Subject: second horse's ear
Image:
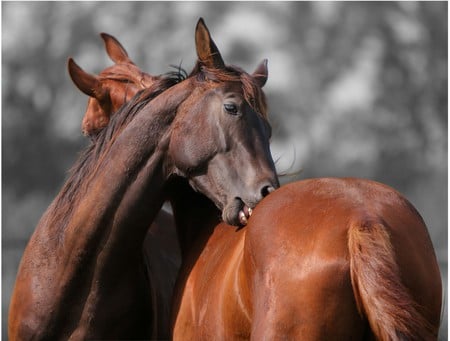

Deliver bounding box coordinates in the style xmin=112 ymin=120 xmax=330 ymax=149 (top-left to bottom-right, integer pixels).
xmin=100 ymin=32 xmax=132 ymax=64
xmin=252 ymin=59 xmax=268 ymax=88
xmin=195 ymin=18 xmax=225 ymax=70
xmin=67 ymin=58 xmax=106 ymax=100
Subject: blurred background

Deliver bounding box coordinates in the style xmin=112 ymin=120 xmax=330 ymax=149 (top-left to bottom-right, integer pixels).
xmin=2 ymin=2 xmax=447 ymax=339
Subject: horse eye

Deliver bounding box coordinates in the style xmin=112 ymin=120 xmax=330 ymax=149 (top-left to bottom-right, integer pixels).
xmin=224 ymin=103 xmax=239 ymax=115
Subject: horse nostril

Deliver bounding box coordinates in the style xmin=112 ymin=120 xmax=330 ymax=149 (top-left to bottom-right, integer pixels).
xmin=261 ymin=185 xmax=275 ymax=198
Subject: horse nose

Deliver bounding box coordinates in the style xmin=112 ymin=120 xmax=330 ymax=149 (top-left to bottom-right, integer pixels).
xmin=260 ymin=184 xmax=276 ymax=198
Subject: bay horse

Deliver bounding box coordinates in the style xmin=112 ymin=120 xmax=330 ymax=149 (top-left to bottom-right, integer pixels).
xmin=171 ymin=178 xmax=442 ymax=340
xmin=8 ymin=18 xmax=278 ymax=340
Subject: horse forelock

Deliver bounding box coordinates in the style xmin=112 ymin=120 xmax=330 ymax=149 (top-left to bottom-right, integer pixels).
xmin=196 ymin=65 xmax=268 ymax=119
xmin=99 ymin=64 xmax=151 ymax=87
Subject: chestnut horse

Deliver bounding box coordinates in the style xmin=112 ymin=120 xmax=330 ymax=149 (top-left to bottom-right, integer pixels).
xmin=171 ymin=178 xmax=442 ymax=340
xmin=166 ymin=20 xmax=441 ymax=340
xmin=167 ymin=24 xmax=442 ymax=340
xmin=68 ymin=32 xmax=163 ymax=137
xmin=8 ymin=18 xmax=278 ymax=340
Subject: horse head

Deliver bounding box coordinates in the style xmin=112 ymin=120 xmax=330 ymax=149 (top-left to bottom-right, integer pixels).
xmin=168 ymin=19 xmax=279 ymax=226
xmin=68 ymin=33 xmax=157 ymax=136
xmin=66 ymin=20 xmax=279 ymax=227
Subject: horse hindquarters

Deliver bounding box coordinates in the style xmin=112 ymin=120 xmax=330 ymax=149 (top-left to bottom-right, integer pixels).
xmin=245 ymin=178 xmax=441 ymax=340
xmin=348 ymin=220 xmax=441 ymax=340
xmin=248 ymin=256 xmax=366 ymax=341
xmin=244 ymin=192 xmax=367 ymax=339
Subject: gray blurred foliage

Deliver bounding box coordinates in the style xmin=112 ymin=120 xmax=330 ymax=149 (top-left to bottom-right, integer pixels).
xmin=2 ymin=2 xmax=447 ymax=339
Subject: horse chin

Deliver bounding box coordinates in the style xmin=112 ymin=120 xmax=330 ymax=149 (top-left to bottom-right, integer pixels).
xmin=222 ymin=198 xmax=253 ymax=227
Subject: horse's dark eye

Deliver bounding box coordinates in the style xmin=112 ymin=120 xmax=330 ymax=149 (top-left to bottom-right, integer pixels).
xmin=224 ymin=103 xmax=239 ymax=115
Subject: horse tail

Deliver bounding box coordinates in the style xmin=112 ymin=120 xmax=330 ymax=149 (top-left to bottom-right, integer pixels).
xmin=348 ymin=220 xmax=436 ymax=340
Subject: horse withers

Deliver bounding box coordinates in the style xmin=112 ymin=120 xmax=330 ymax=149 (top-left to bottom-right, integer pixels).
xmin=8 ymin=18 xmax=278 ymax=340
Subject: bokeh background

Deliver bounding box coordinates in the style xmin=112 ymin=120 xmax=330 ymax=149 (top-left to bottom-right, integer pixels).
xmin=2 ymin=2 xmax=447 ymax=339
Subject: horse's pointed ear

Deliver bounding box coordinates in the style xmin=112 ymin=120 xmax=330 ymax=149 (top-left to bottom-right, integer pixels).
xmin=67 ymin=58 xmax=104 ymax=99
xmin=252 ymin=59 xmax=268 ymax=88
xmin=195 ymin=18 xmax=225 ymax=69
xmin=100 ymin=32 xmax=132 ymax=64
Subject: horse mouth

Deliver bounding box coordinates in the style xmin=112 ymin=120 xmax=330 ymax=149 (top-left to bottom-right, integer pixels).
xmin=238 ymin=204 xmax=253 ymax=226
xmin=222 ymin=197 xmax=253 ymax=227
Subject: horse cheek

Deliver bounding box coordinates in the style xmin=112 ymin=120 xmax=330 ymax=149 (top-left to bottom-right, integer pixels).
xmin=170 ymin=122 xmax=215 ymax=174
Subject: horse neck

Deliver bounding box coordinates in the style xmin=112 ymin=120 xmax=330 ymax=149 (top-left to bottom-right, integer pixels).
xmin=41 ymin=80 xmax=194 ymax=271
xmin=12 ymin=79 xmax=197 ymax=338
xmin=167 ymin=178 xmax=221 ymax=259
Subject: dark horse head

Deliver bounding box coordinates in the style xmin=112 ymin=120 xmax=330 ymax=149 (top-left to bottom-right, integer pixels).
xmin=168 ymin=19 xmax=278 ymax=225
xmin=68 ymin=19 xmax=279 ymax=226
xmin=9 ymin=18 xmax=279 ymax=341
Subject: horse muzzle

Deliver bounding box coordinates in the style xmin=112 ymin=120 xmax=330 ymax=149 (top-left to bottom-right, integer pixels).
xmin=222 ymin=182 xmax=278 ymax=226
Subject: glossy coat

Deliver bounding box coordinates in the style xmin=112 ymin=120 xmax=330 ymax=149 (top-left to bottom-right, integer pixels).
xmin=172 ymin=178 xmax=442 ymax=340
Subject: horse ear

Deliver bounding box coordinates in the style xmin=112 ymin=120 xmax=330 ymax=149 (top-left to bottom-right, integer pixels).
xmin=195 ymin=18 xmax=225 ymax=69
xmin=252 ymin=59 xmax=268 ymax=88
xmin=100 ymin=32 xmax=132 ymax=64
xmin=67 ymin=58 xmax=105 ymax=99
